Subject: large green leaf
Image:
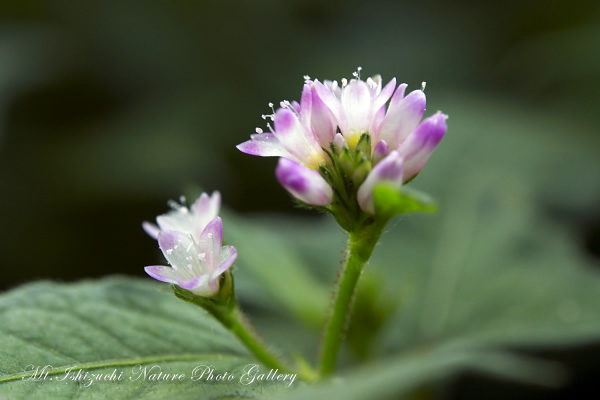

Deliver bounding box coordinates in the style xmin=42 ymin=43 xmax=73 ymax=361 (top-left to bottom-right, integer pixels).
xmin=0 ymin=277 xmax=564 ymax=400
xmin=280 ymin=343 xmax=565 ymax=400
xmin=0 ymin=277 xmax=291 ymax=399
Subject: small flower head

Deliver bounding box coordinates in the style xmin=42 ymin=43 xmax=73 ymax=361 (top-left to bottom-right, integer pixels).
xmin=238 ymin=68 xmax=447 ymax=225
xmin=143 ymin=193 xmax=236 ymax=297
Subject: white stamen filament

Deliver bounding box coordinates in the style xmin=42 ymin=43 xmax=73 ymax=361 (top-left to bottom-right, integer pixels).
xmin=168 ymin=200 xmax=187 ymax=212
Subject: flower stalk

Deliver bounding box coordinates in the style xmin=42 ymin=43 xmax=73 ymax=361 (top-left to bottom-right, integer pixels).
xmin=319 ymin=218 xmax=386 ymax=375
xmin=173 ymin=276 xmax=314 ymax=380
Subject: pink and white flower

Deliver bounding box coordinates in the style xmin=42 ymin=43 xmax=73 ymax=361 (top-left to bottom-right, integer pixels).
xmin=237 ymin=69 xmax=448 ymax=215
xmin=143 ymin=192 xmax=236 ymax=297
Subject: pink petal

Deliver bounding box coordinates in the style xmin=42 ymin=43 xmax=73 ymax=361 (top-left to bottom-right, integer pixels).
xmin=388 ymin=83 xmax=407 ymax=110
xmin=273 ymin=108 xmax=322 ymax=165
xmin=180 ymin=275 xmax=216 ymax=297
xmin=144 ymin=265 xmax=177 ymax=284
xmin=236 ymin=134 xmax=294 ymax=159
xmin=310 ymin=86 xmax=337 ymax=147
xmin=377 ymin=87 xmax=426 ymax=149
xmin=373 ymin=139 xmax=389 ymax=164
xmin=397 ymin=112 xmax=447 ymax=181
xmin=142 ymin=222 xmax=160 ymax=240
xmin=191 ymin=191 xmax=220 ymax=219
xmin=157 ymin=230 xmax=203 ymax=274
xmin=275 ymin=158 xmax=333 ymax=206
xmin=196 ymin=217 xmax=223 ymax=266
xmin=299 ymin=83 xmax=312 ymax=129
xmin=357 ymin=150 xmax=404 ymax=214
xmin=371 ymin=78 xmax=396 ymax=114
xmin=333 ymin=133 xmax=347 ymax=150
xmin=314 ymin=80 xmax=346 ymax=132
xmin=341 ymin=79 xmax=371 ymax=133
xmin=212 ymin=245 xmax=237 ymax=279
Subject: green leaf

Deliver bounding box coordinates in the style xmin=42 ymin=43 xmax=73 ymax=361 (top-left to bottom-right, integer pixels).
xmin=373 ymin=184 xmax=437 ymax=219
xmin=0 ymin=277 xmax=291 ymax=399
xmin=279 ymin=342 xmax=564 ymax=400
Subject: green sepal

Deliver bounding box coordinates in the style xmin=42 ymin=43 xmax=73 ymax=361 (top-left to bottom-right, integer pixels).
xmin=351 ymin=157 xmax=372 ymax=186
xmin=373 ymin=183 xmax=437 ymax=219
xmin=338 ymin=146 xmax=355 ymax=175
xmin=355 ymin=132 xmax=371 ymax=157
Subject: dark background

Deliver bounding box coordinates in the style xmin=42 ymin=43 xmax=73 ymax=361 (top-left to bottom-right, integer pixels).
xmin=1 ymin=1 xmax=599 ymax=399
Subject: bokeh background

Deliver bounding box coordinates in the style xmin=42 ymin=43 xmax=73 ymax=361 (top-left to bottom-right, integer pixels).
xmin=1 ymin=0 xmax=600 ymax=399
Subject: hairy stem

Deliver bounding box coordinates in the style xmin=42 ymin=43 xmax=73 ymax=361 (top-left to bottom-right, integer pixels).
xmin=220 ymin=307 xmax=294 ymax=374
xmin=319 ymin=219 xmax=386 ymax=375
xmin=174 ymin=286 xmax=315 ymax=380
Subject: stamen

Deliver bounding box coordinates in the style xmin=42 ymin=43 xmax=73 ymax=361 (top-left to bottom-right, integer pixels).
xmin=341 ymin=78 xmax=348 ymax=87
xmin=255 ymin=127 xmax=263 ymax=134
xmin=303 ymin=75 xmax=311 ymax=82
xmin=167 ymin=199 xmax=187 ymax=212
xmin=352 ymin=66 xmax=362 ymax=79
xmin=421 ymin=81 xmax=427 ymax=91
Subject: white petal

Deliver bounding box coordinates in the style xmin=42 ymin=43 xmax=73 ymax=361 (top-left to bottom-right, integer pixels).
xmin=341 ymin=79 xmax=371 ymax=134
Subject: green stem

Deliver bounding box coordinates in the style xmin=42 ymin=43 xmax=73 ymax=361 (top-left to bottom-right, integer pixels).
xmin=319 ymin=219 xmax=386 ymax=375
xmin=174 ymin=284 xmax=315 ymax=380
xmin=218 ymin=306 xmax=294 ymax=375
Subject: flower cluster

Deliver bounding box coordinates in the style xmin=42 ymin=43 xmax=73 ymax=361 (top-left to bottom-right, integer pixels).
xmin=237 ymin=69 xmax=447 ymax=216
xmin=142 ymin=192 xmax=237 ymax=297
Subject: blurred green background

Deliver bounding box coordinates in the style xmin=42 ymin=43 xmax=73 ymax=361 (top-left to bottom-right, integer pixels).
xmin=1 ymin=0 xmax=600 ymax=398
